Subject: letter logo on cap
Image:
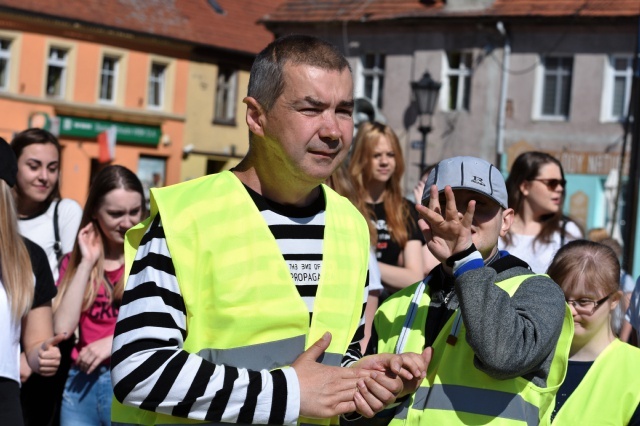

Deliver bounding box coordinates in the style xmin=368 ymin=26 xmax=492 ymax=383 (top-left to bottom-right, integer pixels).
xmin=471 ymin=176 xmax=485 ymax=186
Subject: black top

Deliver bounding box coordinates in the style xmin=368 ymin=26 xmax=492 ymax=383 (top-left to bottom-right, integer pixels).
xmin=24 ymin=237 xmax=57 ymax=308
xmin=369 ymin=198 xmax=423 ymax=268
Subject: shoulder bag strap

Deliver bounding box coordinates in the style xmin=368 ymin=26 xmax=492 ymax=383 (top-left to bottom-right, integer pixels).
xmin=560 ymin=216 xmax=568 ymax=247
xmin=53 ymin=200 xmax=63 ymax=261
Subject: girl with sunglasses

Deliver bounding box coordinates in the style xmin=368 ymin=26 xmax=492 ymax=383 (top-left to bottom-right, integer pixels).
xmin=500 ymin=151 xmax=582 ymax=273
xmin=547 ymin=240 xmax=640 ymax=424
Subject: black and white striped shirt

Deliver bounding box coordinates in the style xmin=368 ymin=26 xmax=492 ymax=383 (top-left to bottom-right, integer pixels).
xmin=111 ymin=186 xmax=368 ymax=424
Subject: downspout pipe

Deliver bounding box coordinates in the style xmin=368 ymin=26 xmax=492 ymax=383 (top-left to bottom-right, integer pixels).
xmin=496 ymin=21 xmax=510 ymax=172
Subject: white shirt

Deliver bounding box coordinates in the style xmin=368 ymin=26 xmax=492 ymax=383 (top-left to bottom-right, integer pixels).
xmin=0 ymin=280 xmax=24 ymax=384
xmin=499 ymin=221 xmax=582 ymax=273
xmin=18 ymin=198 xmax=82 ymax=281
xmin=369 ymin=247 xmax=383 ymax=292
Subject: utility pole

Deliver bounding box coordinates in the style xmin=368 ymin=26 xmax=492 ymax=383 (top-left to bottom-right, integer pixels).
xmin=623 ymin=16 xmax=640 ymax=272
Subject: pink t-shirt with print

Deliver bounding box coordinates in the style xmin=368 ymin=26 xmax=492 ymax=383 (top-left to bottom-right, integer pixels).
xmin=57 ymin=255 xmax=122 ymax=365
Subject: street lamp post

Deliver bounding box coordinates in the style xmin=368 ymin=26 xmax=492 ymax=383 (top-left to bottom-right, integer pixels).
xmin=411 ymin=72 xmax=441 ymax=174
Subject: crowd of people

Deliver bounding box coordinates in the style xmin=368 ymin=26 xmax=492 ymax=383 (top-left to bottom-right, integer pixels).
xmin=1 ymin=33 xmax=639 ymax=425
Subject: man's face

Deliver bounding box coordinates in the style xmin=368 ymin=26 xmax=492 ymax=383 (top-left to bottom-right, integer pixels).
xmin=439 ymin=189 xmax=514 ymax=259
xmin=255 ymin=63 xmax=354 ymax=186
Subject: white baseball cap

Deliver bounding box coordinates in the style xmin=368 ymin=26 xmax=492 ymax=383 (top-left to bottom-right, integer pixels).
xmin=422 ymin=156 xmax=508 ymax=209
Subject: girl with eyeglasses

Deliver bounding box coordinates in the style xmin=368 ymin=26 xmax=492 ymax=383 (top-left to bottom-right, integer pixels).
xmin=499 ymin=151 xmax=582 ymax=273
xmin=547 ymin=239 xmax=640 ymax=424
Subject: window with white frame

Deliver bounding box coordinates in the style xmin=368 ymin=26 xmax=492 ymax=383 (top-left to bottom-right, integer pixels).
xmin=540 ymin=56 xmax=573 ymax=119
xmin=609 ymin=55 xmax=633 ymax=120
xmin=360 ymin=53 xmax=385 ymax=109
xmin=46 ymin=47 xmax=68 ymax=97
xmin=214 ymin=68 xmax=237 ymax=124
xmin=148 ymin=62 xmax=166 ymax=108
xmin=444 ymin=51 xmax=472 ymax=111
xmin=0 ymin=39 xmax=10 ymax=91
xmin=99 ymin=56 xmax=118 ymax=103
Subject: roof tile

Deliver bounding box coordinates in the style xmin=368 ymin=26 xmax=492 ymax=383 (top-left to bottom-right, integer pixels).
xmin=0 ymin=0 xmax=288 ymax=54
xmin=262 ymin=0 xmax=640 ymax=23
xmin=490 ymin=0 xmax=640 ymax=17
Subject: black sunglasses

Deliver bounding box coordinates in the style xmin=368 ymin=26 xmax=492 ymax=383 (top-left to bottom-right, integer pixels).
xmin=531 ymin=178 xmax=566 ymax=190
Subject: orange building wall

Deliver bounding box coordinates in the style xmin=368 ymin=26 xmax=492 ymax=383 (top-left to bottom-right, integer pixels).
xmin=173 ymin=60 xmax=188 ymax=116
xmin=74 ymin=43 xmax=99 ymax=104
xmin=0 ymin=102 xmax=56 ymax=140
xmin=18 ymin=32 xmax=45 ymax=96
xmin=125 ymin=52 xmax=148 ymax=109
xmin=0 ymin=19 xmax=189 ymax=207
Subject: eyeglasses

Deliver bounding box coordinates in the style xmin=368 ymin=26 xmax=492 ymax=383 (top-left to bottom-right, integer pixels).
xmin=565 ymin=292 xmax=615 ymax=315
xmin=531 ymin=178 xmax=567 ymax=190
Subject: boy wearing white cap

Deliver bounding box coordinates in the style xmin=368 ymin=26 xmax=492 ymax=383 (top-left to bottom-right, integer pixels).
xmin=367 ymin=156 xmax=573 ymax=425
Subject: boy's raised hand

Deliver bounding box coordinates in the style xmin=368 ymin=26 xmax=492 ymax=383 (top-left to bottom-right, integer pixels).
xmin=416 ymin=185 xmax=474 ymax=263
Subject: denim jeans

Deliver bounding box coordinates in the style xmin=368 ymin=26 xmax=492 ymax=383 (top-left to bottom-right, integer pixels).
xmin=61 ymin=365 xmax=112 ymax=426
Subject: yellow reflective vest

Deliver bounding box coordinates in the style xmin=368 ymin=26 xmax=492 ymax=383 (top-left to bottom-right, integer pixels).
xmin=112 ymin=171 xmax=370 ymax=425
xmin=375 ymin=272 xmax=573 ymax=426
xmin=552 ymin=339 xmax=640 ymax=425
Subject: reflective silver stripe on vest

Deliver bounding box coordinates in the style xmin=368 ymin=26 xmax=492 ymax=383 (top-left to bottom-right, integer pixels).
xmin=392 ymin=392 xmax=415 ymax=420
xmin=113 ymin=423 xmax=275 ymax=425
xmin=395 ymin=278 xmax=428 ymax=354
xmin=395 ymin=385 xmax=539 ymax=425
xmin=114 ymin=422 xmax=324 ymax=425
xmin=197 ymin=335 xmax=343 ymax=371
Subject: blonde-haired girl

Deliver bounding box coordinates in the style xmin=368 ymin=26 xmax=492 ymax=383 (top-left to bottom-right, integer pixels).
xmin=349 ymin=122 xmax=423 ymax=294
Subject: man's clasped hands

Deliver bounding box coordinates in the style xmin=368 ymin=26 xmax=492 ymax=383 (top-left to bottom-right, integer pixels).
xmin=292 ymin=332 xmax=432 ymax=419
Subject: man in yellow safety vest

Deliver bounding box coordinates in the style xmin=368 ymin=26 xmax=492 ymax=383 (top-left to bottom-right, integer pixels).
xmin=110 ymin=35 xmax=429 ymax=426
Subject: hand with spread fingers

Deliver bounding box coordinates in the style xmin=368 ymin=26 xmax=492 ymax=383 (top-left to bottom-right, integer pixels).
xmin=416 ymin=185 xmax=475 ymax=263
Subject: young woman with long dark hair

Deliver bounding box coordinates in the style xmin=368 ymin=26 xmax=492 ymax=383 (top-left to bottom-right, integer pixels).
xmin=0 ymin=138 xmax=62 ymax=425
xmin=12 ymin=128 xmax=84 ymax=426
xmin=53 ymin=165 xmax=145 ymax=425
xmin=500 ymin=151 xmax=582 ymax=273
xmin=11 ymin=128 xmax=83 ymax=281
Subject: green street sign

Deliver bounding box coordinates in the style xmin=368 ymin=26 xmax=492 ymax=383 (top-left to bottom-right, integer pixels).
xmin=58 ymin=115 xmax=160 ymax=146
